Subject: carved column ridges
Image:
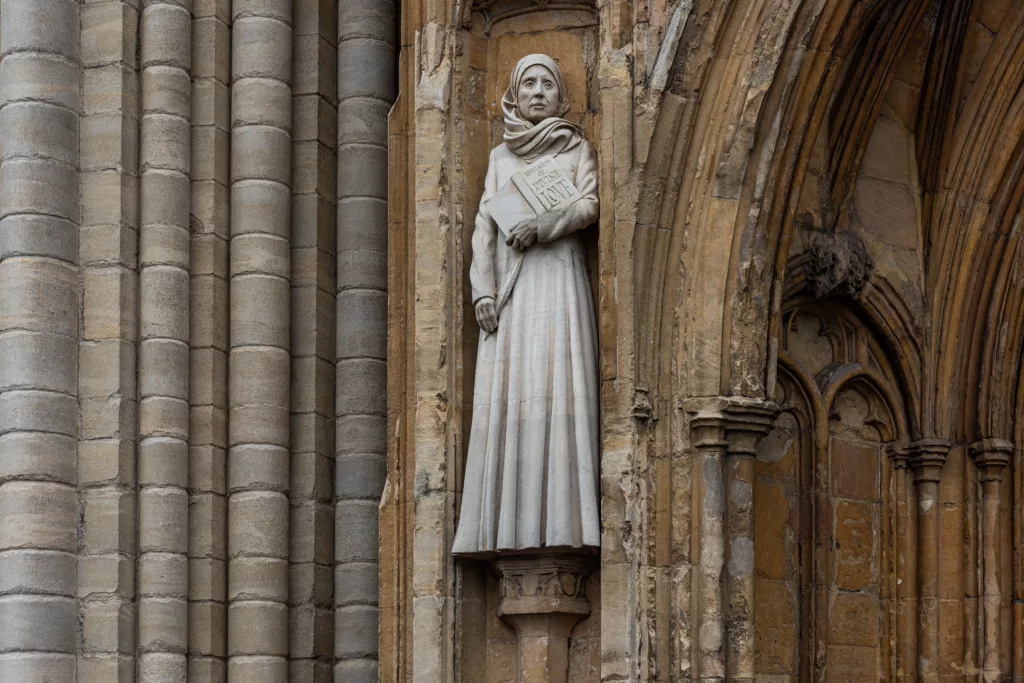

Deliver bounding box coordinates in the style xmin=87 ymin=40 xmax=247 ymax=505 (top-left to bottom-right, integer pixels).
xmin=970 ymin=438 xmax=1012 ymax=683
xmin=78 ymin=0 xmax=139 ymax=677
xmin=907 ymin=438 xmax=951 ymax=683
xmin=137 ymin=0 xmax=193 ymax=677
xmin=227 ymin=0 xmax=293 ymax=678
xmin=334 ymin=2 xmax=396 ymax=681
xmin=686 ymin=397 xmax=778 ymax=683
xmin=188 ymin=0 xmax=232 ymax=676
xmin=494 ymin=555 xmax=595 ymax=683
xmin=0 ymin=0 xmax=81 ymax=680
xmin=289 ymin=0 xmax=338 ymax=676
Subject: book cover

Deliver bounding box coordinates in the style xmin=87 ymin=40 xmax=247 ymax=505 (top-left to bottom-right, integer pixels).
xmin=511 ymin=155 xmax=582 ymax=214
xmin=483 ymin=155 xmax=582 ymax=238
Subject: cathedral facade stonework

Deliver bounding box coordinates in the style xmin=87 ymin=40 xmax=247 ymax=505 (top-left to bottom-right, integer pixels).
xmin=3 ymin=0 xmax=1024 ymax=682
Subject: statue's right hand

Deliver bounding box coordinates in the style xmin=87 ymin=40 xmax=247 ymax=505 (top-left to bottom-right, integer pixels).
xmin=475 ymin=297 xmax=498 ymax=333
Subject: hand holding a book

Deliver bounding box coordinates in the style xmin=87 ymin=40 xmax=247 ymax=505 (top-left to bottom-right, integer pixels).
xmin=475 ymin=296 xmax=498 ymax=332
xmin=506 ymin=217 xmax=539 ymax=251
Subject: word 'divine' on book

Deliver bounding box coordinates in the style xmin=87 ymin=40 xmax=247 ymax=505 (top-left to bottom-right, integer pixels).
xmin=512 ymin=155 xmax=582 ymax=214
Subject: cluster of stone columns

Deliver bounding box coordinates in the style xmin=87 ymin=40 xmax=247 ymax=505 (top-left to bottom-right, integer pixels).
xmin=683 ymin=401 xmax=1019 ymax=683
xmin=0 ymin=0 xmax=396 ymax=680
xmin=686 ymin=397 xmax=777 ymax=683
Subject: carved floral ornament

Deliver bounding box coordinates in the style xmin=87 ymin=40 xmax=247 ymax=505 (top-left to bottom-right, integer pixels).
xmin=494 ymin=555 xmax=593 ymax=618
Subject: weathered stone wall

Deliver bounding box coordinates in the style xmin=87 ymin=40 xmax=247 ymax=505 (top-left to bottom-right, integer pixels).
xmin=5 ymin=0 xmax=1024 ymax=680
xmin=385 ymin=0 xmax=1024 ymax=682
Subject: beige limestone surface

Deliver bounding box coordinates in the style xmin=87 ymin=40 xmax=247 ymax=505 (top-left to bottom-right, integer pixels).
xmin=5 ymin=0 xmax=1024 ymax=681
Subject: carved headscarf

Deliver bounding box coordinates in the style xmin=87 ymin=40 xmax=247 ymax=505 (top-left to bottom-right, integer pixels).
xmin=502 ymin=54 xmax=583 ymax=162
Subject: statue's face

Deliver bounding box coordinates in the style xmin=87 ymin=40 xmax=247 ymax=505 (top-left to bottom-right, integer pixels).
xmin=516 ymin=64 xmax=561 ymax=124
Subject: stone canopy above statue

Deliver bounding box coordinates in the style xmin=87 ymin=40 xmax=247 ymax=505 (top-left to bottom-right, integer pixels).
xmin=472 ymin=0 xmax=597 ymax=33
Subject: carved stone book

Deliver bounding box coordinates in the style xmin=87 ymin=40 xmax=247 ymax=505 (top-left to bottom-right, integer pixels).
xmin=485 ymin=154 xmax=581 ymax=237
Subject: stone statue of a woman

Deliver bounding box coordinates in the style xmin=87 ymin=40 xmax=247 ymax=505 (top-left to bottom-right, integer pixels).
xmin=452 ymin=54 xmax=600 ymax=556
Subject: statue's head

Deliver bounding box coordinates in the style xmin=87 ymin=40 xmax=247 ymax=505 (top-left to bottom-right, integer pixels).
xmin=510 ymin=54 xmax=570 ymax=125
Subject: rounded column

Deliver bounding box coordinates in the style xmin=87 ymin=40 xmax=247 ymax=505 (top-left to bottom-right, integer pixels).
xmin=909 ymin=439 xmax=951 ymax=683
xmin=227 ymin=0 xmax=292 ymax=679
xmin=970 ymin=438 xmax=1012 ymax=683
xmin=334 ymin=1 xmax=395 ymax=681
xmin=138 ymin=0 xmax=193 ymax=678
xmin=0 ymin=0 xmax=81 ymax=679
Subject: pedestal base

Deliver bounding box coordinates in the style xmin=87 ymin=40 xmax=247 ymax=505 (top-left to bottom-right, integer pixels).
xmin=494 ymin=554 xmax=595 ymax=683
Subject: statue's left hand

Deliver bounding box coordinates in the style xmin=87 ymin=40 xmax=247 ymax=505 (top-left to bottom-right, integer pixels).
xmin=507 ymin=217 xmax=539 ymax=251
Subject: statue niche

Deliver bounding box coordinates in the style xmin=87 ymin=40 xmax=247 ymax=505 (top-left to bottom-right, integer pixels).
xmin=452 ymin=53 xmax=600 ymax=557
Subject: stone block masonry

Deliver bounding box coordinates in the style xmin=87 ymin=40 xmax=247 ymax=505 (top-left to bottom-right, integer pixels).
xmin=0 ymin=0 xmax=394 ymax=680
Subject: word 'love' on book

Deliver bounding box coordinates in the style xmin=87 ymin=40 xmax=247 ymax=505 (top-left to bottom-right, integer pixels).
xmin=484 ymin=155 xmax=582 ymax=238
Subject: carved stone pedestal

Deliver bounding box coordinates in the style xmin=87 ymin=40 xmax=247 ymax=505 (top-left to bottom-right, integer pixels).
xmin=494 ymin=554 xmax=595 ymax=683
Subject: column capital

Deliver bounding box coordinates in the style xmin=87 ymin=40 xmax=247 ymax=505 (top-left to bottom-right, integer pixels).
xmin=906 ymin=438 xmax=952 ymax=484
xmin=969 ymin=438 xmax=1013 ymax=482
xmin=684 ymin=396 xmax=778 ymax=456
xmin=885 ymin=442 xmax=912 ymax=469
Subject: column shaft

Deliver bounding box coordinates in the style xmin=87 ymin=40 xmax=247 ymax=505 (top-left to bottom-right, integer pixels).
xmin=0 ymin=0 xmax=81 ymax=679
xmin=909 ymin=439 xmax=950 ymax=683
xmin=138 ymin=0 xmax=193 ymax=678
xmin=227 ymin=0 xmax=292 ymax=679
xmin=289 ymin=0 xmax=338 ymax=677
xmin=970 ymin=439 xmax=1012 ymax=683
xmin=77 ymin=0 xmax=140 ymax=679
xmin=721 ymin=403 xmax=774 ymax=683
xmin=334 ymin=1 xmax=395 ymax=680
xmin=917 ymin=478 xmax=939 ymax=682
xmin=188 ymin=0 xmax=231 ymax=679
xmin=688 ymin=415 xmax=727 ymax=683
xmin=724 ymin=454 xmax=754 ymax=682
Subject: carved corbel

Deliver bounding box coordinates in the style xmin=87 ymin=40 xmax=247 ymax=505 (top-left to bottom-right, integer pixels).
xmin=494 ymin=555 xmax=595 ymax=683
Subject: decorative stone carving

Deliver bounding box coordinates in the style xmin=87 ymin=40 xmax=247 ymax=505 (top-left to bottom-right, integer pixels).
xmin=452 ymin=54 xmax=601 ymax=556
xmin=496 ymin=555 xmax=592 ymax=617
xmin=494 ymin=555 xmax=594 ymax=683
xmin=472 ymin=0 xmax=597 ymax=33
xmin=806 ymin=231 xmax=874 ymax=299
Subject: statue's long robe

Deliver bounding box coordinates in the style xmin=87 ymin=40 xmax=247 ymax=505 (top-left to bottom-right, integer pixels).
xmin=452 ymin=139 xmax=600 ymax=555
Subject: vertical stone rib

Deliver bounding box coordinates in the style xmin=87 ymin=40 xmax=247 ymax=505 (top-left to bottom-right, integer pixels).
xmin=78 ymin=0 xmax=139 ymax=678
xmin=189 ymin=0 xmax=231 ymax=679
xmin=720 ymin=405 xmax=775 ymax=683
xmin=685 ymin=412 xmax=727 ymax=683
xmin=290 ymin=0 xmax=337 ymax=678
xmin=909 ymin=439 xmax=950 ymax=683
xmin=138 ymin=0 xmax=192 ymax=678
xmin=0 ymin=0 xmax=80 ymax=680
xmin=970 ymin=439 xmax=1012 ymax=683
xmin=334 ymin=1 xmax=395 ymax=680
xmin=228 ymin=0 xmax=292 ymax=679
